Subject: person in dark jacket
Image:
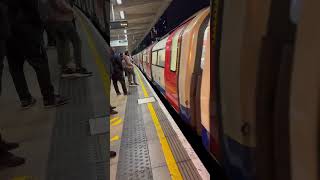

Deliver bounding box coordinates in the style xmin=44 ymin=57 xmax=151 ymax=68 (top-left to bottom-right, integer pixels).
xmin=0 ymin=0 xmax=25 ymax=168
xmin=5 ymin=0 xmax=69 ymax=108
xmin=111 ymin=48 xmax=128 ymax=96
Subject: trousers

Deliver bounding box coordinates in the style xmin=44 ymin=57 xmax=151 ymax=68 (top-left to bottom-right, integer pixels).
xmin=6 ymin=33 xmax=55 ymax=102
xmin=112 ymin=75 xmax=127 ymax=94
xmin=127 ymin=68 xmax=137 ymax=84
xmin=50 ymin=21 xmax=82 ymax=69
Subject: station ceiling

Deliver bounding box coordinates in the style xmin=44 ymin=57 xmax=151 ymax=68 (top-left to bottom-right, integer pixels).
xmin=110 ymin=0 xmax=172 ymax=52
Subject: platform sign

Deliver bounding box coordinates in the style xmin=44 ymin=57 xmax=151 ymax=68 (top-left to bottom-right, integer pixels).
xmin=111 ymin=39 xmax=128 ymax=47
xmin=110 ymin=21 xmax=128 ymax=29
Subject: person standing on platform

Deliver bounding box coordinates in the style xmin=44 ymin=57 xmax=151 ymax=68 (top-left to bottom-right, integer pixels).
xmin=48 ymin=0 xmax=92 ymax=78
xmin=5 ymin=0 xmax=69 ymax=109
xmin=0 ymin=0 xmax=26 ymax=168
xmin=111 ymin=48 xmax=128 ymax=96
xmin=124 ymin=51 xmax=138 ymax=86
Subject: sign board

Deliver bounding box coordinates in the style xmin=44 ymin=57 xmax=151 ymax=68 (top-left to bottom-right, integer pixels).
xmin=110 ymin=21 xmax=128 ymax=29
xmin=110 ymin=39 xmax=128 ymax=47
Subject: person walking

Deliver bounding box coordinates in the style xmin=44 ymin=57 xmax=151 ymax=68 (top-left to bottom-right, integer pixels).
xmin=111 ymin=49 xmax=128 ymax=96
xmin=124 ymin=51 xmax=138 ymax=85
xmin=48 ymin=0 xmax=92 ymax=78
xmin=5 ymin=0 xmax=69 ymax=109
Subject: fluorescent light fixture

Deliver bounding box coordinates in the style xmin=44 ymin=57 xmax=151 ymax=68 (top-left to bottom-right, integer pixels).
xmin=120 ymin=11 xmax=125 ymax=19
xmin=125 ymin=34 xmax=128 ymax=40
xmin=124 ymin=29 xmax=127 ymax=34
xmin=117 ymin=0 xmax=122 ymax=5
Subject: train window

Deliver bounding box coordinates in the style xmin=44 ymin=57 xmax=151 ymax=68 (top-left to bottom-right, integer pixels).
xmin=158 ymin=49 xmax=165 ymax=67
xmin=170 ymin=28 xmax=183 ymax=71
xmin=152 ymin=51 xmax=158 ymax=65
xmin=200 ymin=26 xmax=209 ymax=69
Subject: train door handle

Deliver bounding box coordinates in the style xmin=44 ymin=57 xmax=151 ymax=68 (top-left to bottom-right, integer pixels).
xmin=241 ymin=122 xmax=250 ymax=136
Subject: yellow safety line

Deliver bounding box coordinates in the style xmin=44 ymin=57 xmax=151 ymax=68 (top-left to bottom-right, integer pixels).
xmin=136 ymin=69 xmax=183 ymax=180
xmin=76 ymin=11 xmax=110 ymax=100
xmin=111 ymin=135 xmax=120 ymax=142
xmin=111 ymin=118 xmax=122 ymax=127
xmin=110 ymin=116 xmax=120 ymax=123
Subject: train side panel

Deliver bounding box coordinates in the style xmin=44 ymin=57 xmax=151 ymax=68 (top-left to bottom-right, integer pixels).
xmin=151 ymin=37 xmax=168 ymax=94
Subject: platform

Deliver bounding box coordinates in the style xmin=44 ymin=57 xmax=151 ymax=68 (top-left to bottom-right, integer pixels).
xmin=0 ymin=9 xmax=111 ymax=180
xmin=110 ymin=66 xmax=209 ymax=179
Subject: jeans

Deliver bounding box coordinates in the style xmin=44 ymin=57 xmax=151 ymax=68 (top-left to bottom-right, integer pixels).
xmin=6 ymin=35 xmax=55 ymax=102
xmin=127 ymin=68 xmax=137 ymax=84
xmin=50 ymin=21 xmax=82 ymax=69
xmin=112 ymin=75 xmax=127 ymax=94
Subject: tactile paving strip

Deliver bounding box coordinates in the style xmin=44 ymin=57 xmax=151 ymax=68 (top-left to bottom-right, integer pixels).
xmin=116 ymin=87 xmax=153 ymax=180
xmin=46 ymin=78 xmax=108 ymax=180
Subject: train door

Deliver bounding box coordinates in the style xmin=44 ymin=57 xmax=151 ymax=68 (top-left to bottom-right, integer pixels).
xmin=290 ymin=1 xmax=320 ymax=180
xmin=217 ymin=0 xmax=273 ymax=179
xmin=145 ymin=46 xmax=153 ymax=81
xmin=178 ymin=8 xmax=210 ymax=128
xmin=142 ymin=50 xmax=147 ymax=73
xmin=164 ymin=27 xmax=184 ymax=112
xmin=254 ymin=0 xmax=303 ymax=180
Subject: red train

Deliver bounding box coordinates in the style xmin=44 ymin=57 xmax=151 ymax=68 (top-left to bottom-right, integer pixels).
xmin=133 ymin=5 xmax=216 ymax=164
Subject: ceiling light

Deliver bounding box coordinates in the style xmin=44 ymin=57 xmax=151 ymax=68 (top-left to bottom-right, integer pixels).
xmin=111 ymin=4 xmax=115 ymax=21
xmin=120 ymin=11 xmax=125 ymax=19
xmin=124 ymin=29 xmax=127 ymax=34
xmin=125 ymin=34 xmax=128 ymax=40
xmin=117 ymin=0 xmax=122 ymax=5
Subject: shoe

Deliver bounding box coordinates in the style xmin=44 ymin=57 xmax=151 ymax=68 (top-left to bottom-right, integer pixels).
xmin=21 ymin=97 xmax=36 ymax=110
xmin=0 ymin=141 xmax=19 ymax=151
xmin=134 ymin=83 xmax=139 ymax=86
xmin=110 ymin=106 xmax=116 ymax=110
xmin=0 ymin=152 xmax=25 ymax=168
xmin=44 ymin=95 xmax=69 ymax=109
xmin=61 ymin=68 xmax=76 ymax=78
xmin=74 ymin=67 xmax=92 ymax=77
xmin=116 ymin=93 xmax=121 ymax=96
xmin=110 ymin=151 xmax=116 ymax=158
xmin=110 ymin=109 xmax=118 ymax=115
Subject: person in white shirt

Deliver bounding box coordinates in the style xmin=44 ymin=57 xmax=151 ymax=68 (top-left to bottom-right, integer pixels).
xmin=124 ymin=51 xmax=138 ymax=85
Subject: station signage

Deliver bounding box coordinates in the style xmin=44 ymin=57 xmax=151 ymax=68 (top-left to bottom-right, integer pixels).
xmin=110 ymin=21 xmax=128 ymax=29
xmin=110 ymin=39 xmax=128 ymax=47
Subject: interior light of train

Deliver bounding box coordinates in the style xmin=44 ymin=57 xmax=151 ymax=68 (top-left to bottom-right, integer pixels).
xmin=117 ymin=0 xmax=122 ymax=5
xmin=124 ymin=29 xmax=127 ymax=34
xmin=120 ymin=11 xmax=125 ymax=19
